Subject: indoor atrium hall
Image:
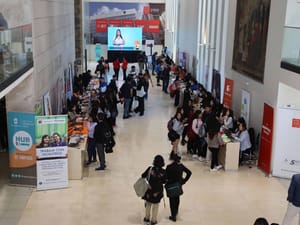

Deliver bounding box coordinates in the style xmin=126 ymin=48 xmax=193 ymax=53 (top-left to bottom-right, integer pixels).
xmin=1 ymin=0 xmax=300 ymax=225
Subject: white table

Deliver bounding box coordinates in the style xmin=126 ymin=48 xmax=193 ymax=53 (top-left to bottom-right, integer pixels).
xmin=219 ymin=141 xmax=240 ymax=171
xmin=68 ymin=140 xmax=87 ymax=179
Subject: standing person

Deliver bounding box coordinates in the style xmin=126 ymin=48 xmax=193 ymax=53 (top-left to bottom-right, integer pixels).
xmin=166 ymin=152 xmax=192 ymax=222
xmin=169 ymin=111 xmax=185 ymax=155
xmin=93 ymin=112 xmax=108 ymax=171
xmin=191 ymin=110 xmax=206 ymax=160
xmin=154 ymin=60 xmax=162 ymax=86
xmin=113 ymin=57 xmax=120 ymax=80
xmin=121 ymin=57 xmax=128 ymax=81
xmin=151 ymin=52 xmax=158 ymax=75
xmin=86 ymin=114 xmax=97 ymax=165
xmin=95 ymin=59 xmax=105 ymax=77
xmin=143 ymin=69 xmax=153 ymax=100
xmin=162 ymin=63 xmax=170 ymax=94
xmin=281 ymin=173 xmax=300 ymax=225
xmin=119 ymin=77 xmax=133 ymax=119
xmin=137 ymin=51 xmax=146 ymax=73
xmin=141 ymin=155 xmax=166 ymax=225
xmin=135 ymin=73 xmax=146 ymax=116
xmin=103 ymin=59 xmax=110 ymax=83
xmin=206 ymin=128 xmax=224 ymax=172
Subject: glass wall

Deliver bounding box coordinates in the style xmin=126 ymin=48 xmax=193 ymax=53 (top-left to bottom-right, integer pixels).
xmin=0 ymin=24 xmax=33 ymax=92
xmin=281 ymin=26 xmax=300 ymax=74
xmin=280 ymin=0 xmax=300 ymax=74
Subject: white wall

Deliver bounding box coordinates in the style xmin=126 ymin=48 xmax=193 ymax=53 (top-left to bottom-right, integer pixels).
xmin=32 ymin=0 xmax=75 ymax=113
xmin=5 ymin=0 xmax=75 ymax=114
xmin=176 ymin=0 xmax=199 ymax=72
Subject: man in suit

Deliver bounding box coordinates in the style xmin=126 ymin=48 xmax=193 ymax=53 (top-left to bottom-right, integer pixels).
xmin=282 ymin=173 xmax=300 ymax=225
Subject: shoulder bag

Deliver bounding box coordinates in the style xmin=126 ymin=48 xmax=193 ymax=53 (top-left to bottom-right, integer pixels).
xmin=133 ymin=167 xmax=152 ymax=197
xmin=165 ymin=182 xmax=183 ymax=198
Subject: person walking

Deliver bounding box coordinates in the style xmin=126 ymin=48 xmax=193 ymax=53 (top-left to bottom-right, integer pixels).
xmin=141 ymin=155 xmax=166 ymax=225
xmin=165 ymin=152 xmax=192 ymax=222
xmin=282 ymin=173 xmax=300 ymax=225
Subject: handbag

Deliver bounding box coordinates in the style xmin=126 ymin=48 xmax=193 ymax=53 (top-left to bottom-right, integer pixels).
xmin=165 ymin=182 xmax=183 ymax=198
xmin=133 ymin=167 xmax=152 ymax=197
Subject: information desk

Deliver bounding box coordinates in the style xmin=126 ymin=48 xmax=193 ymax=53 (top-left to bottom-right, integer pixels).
xmin=68 ymin=139 xmax=87 ymax=180
xmin=218 ymin=136 xmax=240 ymax=171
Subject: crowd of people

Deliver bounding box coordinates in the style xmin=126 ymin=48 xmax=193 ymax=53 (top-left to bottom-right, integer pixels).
xmin=67 ymin=48 xmax=296 ymax=225
xmin=164 ymin=63 xmax=253 ymax=170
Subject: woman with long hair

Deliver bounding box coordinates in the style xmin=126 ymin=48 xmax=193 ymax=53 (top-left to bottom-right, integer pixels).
xmin=141 ymin=155 xmax=166 ymax=225
xmin=113 ymin=29 xmax=125 ymax=45
xmin=206 ymin=128 xmax=224 ymax=172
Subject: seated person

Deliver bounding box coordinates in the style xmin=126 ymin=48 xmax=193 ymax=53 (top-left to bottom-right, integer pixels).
xmin=68 ymin=104 xmax=83 ymax=124
xmin=232 ymin=119 xmax=251 ymax=164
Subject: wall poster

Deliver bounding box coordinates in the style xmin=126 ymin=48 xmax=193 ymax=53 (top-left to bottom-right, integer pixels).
xmin=223 ymin=78 xmax=234 ymax=109
xmin=232 ymin=0 xmax=271 ymax=82
xmin=241 ymin=89 xmax=250 ymax=126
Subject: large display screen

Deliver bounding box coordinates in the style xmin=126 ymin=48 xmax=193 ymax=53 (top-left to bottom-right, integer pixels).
xmin=107 ymin=27 xmax=142 ymax=51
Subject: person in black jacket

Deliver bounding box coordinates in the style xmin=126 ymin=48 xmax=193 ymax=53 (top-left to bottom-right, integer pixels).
xmin=166 ymin=152 xmax=192 ymax=222
xmin=141 ymin=155 xmax=166 ymax=225
xmin=93 ymin=112 xmax=109 ymax=171
xmin=282 ymin=173 xmax=300 ymax=225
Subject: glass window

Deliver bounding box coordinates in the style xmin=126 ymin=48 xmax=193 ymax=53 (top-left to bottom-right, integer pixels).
xmin=0 ymin=24 xmax=33 ymax=92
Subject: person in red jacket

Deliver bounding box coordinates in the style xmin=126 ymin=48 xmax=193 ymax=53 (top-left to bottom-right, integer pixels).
xmin=121 ymin=57 xmax=128 ymax=81
xmin=113 ymin=57 xmax=120 ymax=80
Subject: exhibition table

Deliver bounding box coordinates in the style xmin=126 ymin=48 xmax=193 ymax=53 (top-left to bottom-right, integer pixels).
xmin=218 ymin=138 xmax=240 ymax=171
xmin=68 ymin=139 xmax=87 ymax=180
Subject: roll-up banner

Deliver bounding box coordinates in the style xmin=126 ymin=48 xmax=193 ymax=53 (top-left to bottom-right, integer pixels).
xmin=7 ymin=112 xmax=36 ymax=186
xmin=35 ymin=115 xmax=68 ymax=191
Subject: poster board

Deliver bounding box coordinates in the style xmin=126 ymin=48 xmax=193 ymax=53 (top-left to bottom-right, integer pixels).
xmin=7 ymin=112 xmax=36 ymax=186
xmin=35 ymin=115 xmax=68 ymax=190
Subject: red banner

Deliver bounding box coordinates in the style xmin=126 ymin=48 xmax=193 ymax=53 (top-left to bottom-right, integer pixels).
xmin=144 ymin=6 xmax=150 ymax=15
xmin=95 ymin=19 xmax=108 ymax=32
xmin=108 ymin=19 xmax=121 ymax=27
xmin=135 ymin=20 xmax=147 ymax=32
xmin=147 ymin=20 xmax=160 ymax=33
xmin=122 ymin=19 xmax=134 ymax=27
xmin=258 ymin=103 xmax=274 ymax=174
xmin=222 ymin=78 xmax=234 ymax=109
xmin=292 ymin=118 xmax=300 ymax=128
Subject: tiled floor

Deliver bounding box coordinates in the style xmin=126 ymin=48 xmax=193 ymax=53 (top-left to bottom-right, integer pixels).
xmin=0 ymin=65 xmax=295 ymax=225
